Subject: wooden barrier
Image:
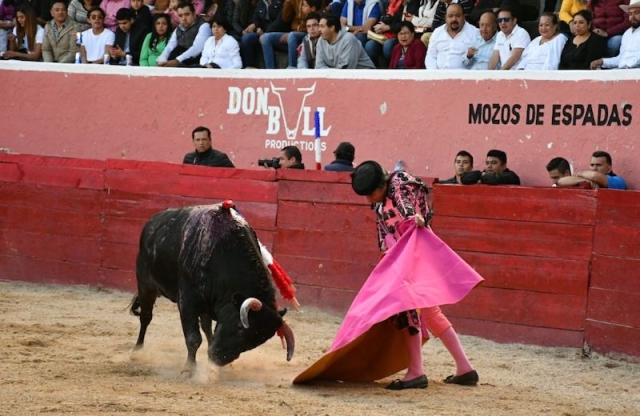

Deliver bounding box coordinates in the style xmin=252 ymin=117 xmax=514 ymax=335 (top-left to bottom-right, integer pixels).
xmin=1 ymin=153 xmax=638 ymax=358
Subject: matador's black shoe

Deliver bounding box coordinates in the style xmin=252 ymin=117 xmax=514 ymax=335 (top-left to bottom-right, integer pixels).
xmin=385 ymin=375 xmax=428 ymax=390
xmin=443 ymin=370 xmax=479 ymax=386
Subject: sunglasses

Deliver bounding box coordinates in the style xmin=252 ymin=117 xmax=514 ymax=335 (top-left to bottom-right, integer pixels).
xmin=89 ymin=14 xmax=104 ymax=20
xmin=497 ymin=17 xmax=511 ymax=23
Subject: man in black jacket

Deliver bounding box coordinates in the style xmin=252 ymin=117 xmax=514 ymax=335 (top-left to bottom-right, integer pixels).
xmin=460 ymin=149 xmax=520 ymax=185
xmin=183 ymin=126 xmax=235 ymax=167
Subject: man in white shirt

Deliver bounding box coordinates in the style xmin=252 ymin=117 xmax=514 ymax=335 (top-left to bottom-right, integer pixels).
xmin=80 ymin=6 xmax=115 ymax=64
xmin=590 ymin=0 xmax=640 ymax=69
xmin=425 ymin=3 xmax=478 ymax=69
xmin=156 ymin=2 xmax=210 ymax=67
xmin=488 ymin=7 xmax=530 ymax=70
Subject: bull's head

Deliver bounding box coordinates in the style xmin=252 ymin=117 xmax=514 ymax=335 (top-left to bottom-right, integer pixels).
xmin=208 ymin=295 xmax=295 ymax=366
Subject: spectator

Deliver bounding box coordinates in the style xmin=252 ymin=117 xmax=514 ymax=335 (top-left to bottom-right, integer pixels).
xmin=546 ymin=157 xmax=572 ymax=185
xmin=559 ymin=9 xmax=607 ymax=69
xmin=156 ymin=2 xmax=210 ymax=66
xmin=68 ymin=0 xmax=100 ymax=32
xmin=228 ymin=0 xmax=255 ymax=43
xmin=202 ymin=0 xmax=227 ymax=23
xmin=488 ymin=7 xmax=531 ymax=69
xmin=315 ymin=12 xmax=376 ymax=68
xmin=425 ymin=3 xmax=478 ymax=69
xmin=590 ymin=0 xmax=640 ymax=68
xmin=130 ymin=0 xmax=152 ymax=34
xmin=151 ymin=0 xmax=170 ymax=15
xmin=200 ymin=14 xmax=242 ymax=68
xmin=461 ymin=149 xmax=521 ymax=185
xmin=340 ymin=0 xmax=382 ymax=47
xmin=470 ymin=0 xmax=520 ymax=26
xmin=389 ymin=20 xmax=427 ymax=68
xmin=17 ymin=0 xmax=50 ymax=26
xmin=238 ymin=0 xmax=284 ymax=68
xmin=42 ymin=1 xmax=77 ymax=63
xmin=109 ymin=7 xmax=147 ymax=64
xmin=403 ymin=0 xmax=438 ymax=46
xmin=463 ymin=11 xmax=498 ymax=69
xmin=297 ymin=11 xmax=321 ymax=68
xmin=260 ymin=0 xmax=306 ymax=69
xmin=324 ymin=142 xmax=356 ymax=171
xmin=165 ymin=0 xmax=180 ymax=26
xmin=100 ymin=0 xmax=131 ymax=32
xmin=432 ymin=0 xmax=473 ymax=30
xmin=183 ymin=126 xmax=235 ymax=167
xmin=0 ymin=0 xmax=16 ymax=54
xmin=557 ymin=150 xmax=627 ymax=189
xmin=559 ymin=0 xmax=587 ymax=32
xmin=439 ymin=150 xmax=474 ymax=184
xmin=589 ymin=0 xmax=630 ymax=57
xmin=139 ymin=13 xmax=170 ymax=65
xmin=364 ymin=0 xmax=420 ymax=67
xmin=518 ymin=12 xmax=568 ymax=69
xmin=279 ymin=145 xmax=305 ymax=169
xmin=288 ymin=0 xmax=322 ymax=67
xmin=80 ymin=6 xmax=115 ymax=63
xmin=3 ymin=5 xmax=44 ymax=61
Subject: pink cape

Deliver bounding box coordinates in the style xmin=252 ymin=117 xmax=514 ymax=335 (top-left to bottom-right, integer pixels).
xmin=293 ymin=224 xmax=484 ymax=384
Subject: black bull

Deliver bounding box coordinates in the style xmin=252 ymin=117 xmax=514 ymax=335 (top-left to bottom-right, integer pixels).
xmin=129 ymin=203 xmax=294 ymax=373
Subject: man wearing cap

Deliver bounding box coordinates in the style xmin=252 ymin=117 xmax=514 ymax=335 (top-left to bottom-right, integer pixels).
xmin=324 ymin=142 xmax=356 ymax=172
xmin=590 ymin=0 xmax=640 ymax=69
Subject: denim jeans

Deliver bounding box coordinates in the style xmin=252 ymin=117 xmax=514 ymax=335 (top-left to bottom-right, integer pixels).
xmin=287 ymin=31 xmax=306 ymax=67
xmin=240 ymin=32 xmax=260 ymax=68
xmin=607 ymin=35 xmax=622 ymax=58
xmin=260 ymin=32 xmax=289 ymax=69
xmin=364 ymin=37 xmax=397 ymax=67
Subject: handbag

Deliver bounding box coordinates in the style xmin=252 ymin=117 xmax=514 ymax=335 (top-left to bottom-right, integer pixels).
xmin=367 ymin=30 xmax=387 ymax=45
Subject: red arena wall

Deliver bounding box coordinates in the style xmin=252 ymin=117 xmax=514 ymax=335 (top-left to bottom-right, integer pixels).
xmin=1 ymin=63 xmax=639 ymax=188
xmin=1 ymin=153 xmax=639 ymax=359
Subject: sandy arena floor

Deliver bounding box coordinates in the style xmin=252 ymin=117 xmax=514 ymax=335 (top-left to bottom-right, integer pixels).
xmin=1 ymin=280 xmax=638 ymax=416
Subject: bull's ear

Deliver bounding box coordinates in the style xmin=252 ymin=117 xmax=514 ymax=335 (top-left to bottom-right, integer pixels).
xmin=232 ymin=292 xmax=246 ymax=307
xmin=278 ymin=308 xmax=288 ymax=317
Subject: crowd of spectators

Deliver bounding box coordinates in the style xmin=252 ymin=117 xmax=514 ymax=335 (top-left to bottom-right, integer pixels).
xmin=1 ymin=0 xmax=638 ymax=69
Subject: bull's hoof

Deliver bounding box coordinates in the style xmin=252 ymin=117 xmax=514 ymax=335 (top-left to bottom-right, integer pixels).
xmin=180 ymin=362 xmax=196 ymax=379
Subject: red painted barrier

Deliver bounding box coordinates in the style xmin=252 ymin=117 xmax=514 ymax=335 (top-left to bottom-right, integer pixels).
xmin=1 ymin=153 xmax=639 ymax=358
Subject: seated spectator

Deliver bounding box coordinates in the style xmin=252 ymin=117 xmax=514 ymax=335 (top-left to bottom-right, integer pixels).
xmin=546 ymin=157 xmax=573 ymax=185
xmin=558 ymin=0 xmax=587 ymax=33
xmin=559 ymin=9 xmax=607 ymax=69
xmin=439 ymin=150 xmax=474 ymax=184
xmin=286 ymin=0 xmax=322 ymax=67
xmin=557 ymin=150 xmax=627 ymax=189
xmin=202 ymin=0 xmax=226 ymax=23
xmin=425 ymin=3 xmax=478 ymax=69
xmin=100 ymin=0 xmax=131 ymax=32
xmin=279 ymin=145 xmax=305 ymax=169
xmin=461 ymin=149 xmax=521 ymax=185
xmin=18 ymin=0 xmax=51 ymax=26
xmin=109 ymin=8 xmax=147 ymax=64
xmin=239 ymin=0 xmax=284 ymax=68
xmin=152 ymin=0 xmax=170 ymax=15
xmin=68 ymin=0 xmax=100 ymax=32
xmin=228 ymin=0 xmax=252 ymax=42
xmin=489 ymin=7 xmax=531 ymax=70
xmin=470 ymin=0 xmax=520 ymax=26
xmin=590 ymin=0 xmax=640 ymax=69
xmin=139 ymin=13 xmax=170 ymax=65
xmin=432 ymin=0 xmax=473 ymax=30
xmin=324 ymin=141 xmax=356 ymax=172
xmin=165 ymin=0 xmax=180 ymax=27
xmin=517 ymin=12 xmax=567 ymax=69
xmin=297 ymin=12 xmax=322 ymax=68
xmin=42 ymin=1 xmax=78 ymax=63
xmin=403 ymin=0 xmax=438 ymax=46
xmin=589 ymin=0 xmax=630 ymax=57
xmin=389 ymin=20 xmax=427 ymax=68
xmin=260 ymin=0 xmax=304 ymax=69
xmin=156 ymin=2 xmax=211 ymax=66
xmin=463 ymin=11 xmax=498 ymax=69
xmin=130 ymin=0 xmax=152 ymax=34
xmin=340 ymin=0 xmax=382 ymax=47
xmin=0 ymin=0 xmax=16 ymax=54
xmin=2 ymin=5 xmax=44 ymax=61
xmin=80 ymin=6 xmax=115 ymax=63
xmin=315 ymin=12 xmax=376 ymax=68
xmin=364 ymin=0 xmax=420 ymax=67
xmin=183 ymin=126 xmax=235 ymax=167
xmin=200 ymin=14 xmax=242 ymax=68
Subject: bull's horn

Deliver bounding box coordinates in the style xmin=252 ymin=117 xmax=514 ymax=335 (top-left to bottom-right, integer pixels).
xmin=280 ymin=320 xmax=295 ymax=361
xmin=239 ymin=298 xmax=262 ymax=329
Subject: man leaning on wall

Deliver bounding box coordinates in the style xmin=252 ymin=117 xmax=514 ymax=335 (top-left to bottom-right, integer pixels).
xmin=461 ymin=149 xmax=520 ymax=185
xmin=556 ymin=151 xmax=627 ymax=189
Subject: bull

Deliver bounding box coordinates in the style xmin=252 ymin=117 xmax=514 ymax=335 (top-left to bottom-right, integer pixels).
xmin=129 ymin=201 xmax=294 ymax=375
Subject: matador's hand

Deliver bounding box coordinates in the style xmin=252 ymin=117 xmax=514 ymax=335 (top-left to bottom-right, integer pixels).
xmin=413 ymin=214 xmax=425 ymax=227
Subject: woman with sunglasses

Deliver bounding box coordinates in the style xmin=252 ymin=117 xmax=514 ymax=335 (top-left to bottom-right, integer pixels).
xmin=517 ymin=12 xmax=568 ymax=69
xmin=559 ymin=9 xmax=606 ymax=68
xmin=79 ymin=6 xmax=115 ymax=63
xmin=2 ymin=5 xmax=43 ymax=61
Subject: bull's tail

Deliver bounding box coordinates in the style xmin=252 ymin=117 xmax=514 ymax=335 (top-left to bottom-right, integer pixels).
xmin=129 ymin=294 xmax=142 ymax=316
